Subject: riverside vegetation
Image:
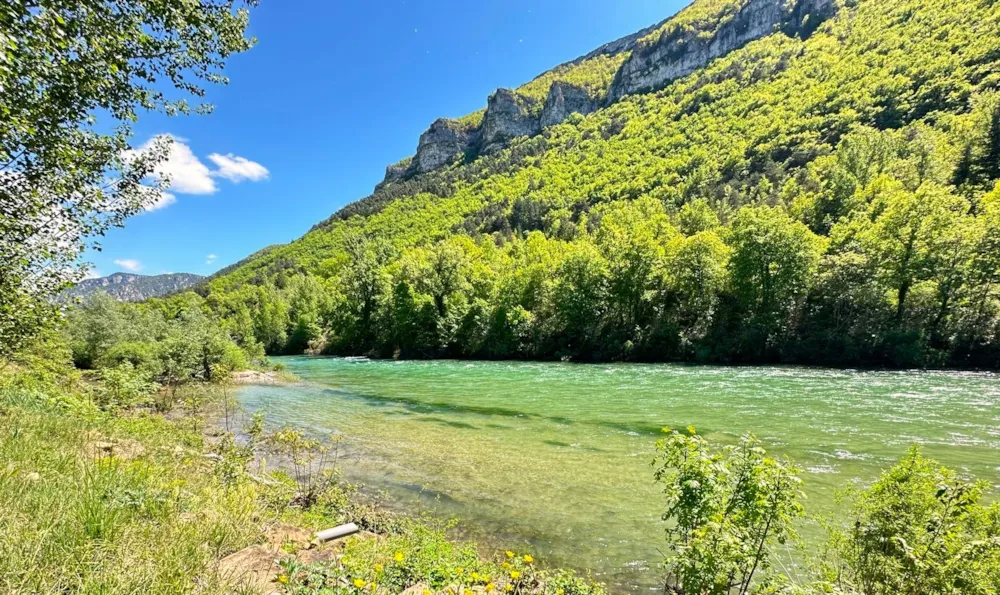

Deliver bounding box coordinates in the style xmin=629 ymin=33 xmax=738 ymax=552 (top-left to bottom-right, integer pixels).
xmin=2 ymin=0 xmax=1000 ymax=593
xmin=1 ymin=305 xmax=609 ymax=595
xmin=4 ymin=309 xmax=999 ymax=593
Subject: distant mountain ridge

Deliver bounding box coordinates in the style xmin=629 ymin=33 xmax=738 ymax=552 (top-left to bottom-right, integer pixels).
xmin=64 ymin=273 xmax=205 ymax=302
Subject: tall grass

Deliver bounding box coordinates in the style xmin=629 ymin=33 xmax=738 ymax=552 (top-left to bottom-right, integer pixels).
xmin=0 ymin=370 xmax=262 ymax=593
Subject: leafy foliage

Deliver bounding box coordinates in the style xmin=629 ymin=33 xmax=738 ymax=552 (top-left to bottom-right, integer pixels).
xmin=65 ymin=292 xmax=258 ymax=399
xmin=204 ymin=0 xmax=1000 ymax=369
xmin=653 ymin=429 xmax=803 ymax=595
xmin=817 ymin=447 xmax=1000 ymax=595
xmin=0 ymin=0 xmax=256 ymax=357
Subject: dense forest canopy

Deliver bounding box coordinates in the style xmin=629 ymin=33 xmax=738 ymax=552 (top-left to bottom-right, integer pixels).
xmin=177 ymin=0 xmax=1000 ymax=368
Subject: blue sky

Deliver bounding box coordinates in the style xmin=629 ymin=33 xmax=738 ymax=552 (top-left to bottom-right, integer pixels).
xmin=87 ymin=0 xmax=685 ymax=278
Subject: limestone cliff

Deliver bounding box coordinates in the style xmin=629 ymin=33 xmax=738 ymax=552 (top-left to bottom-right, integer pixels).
xmin=479 ymin=89 xmax=543 ymax=155
xmin=411 ymin=119 xmax=476 ymax=175
xmin=609 ymin=0 xmax=835 ymax=100
xmin=378 ymin=0 xmax=837 ymax=189
xmin=541 ymin=82 xmax=598 ymax=128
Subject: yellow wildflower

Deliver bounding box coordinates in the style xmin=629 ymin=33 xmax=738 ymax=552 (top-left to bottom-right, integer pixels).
xmin=353 ymin=578 xmax=367 ymax=589
xmin=424 ymin=591 xmax=432 ymax=595
xmin=502 ymin=562 xmax=511 ymax=570
xmin=375 ymin=564 xmax=383 ymax=573
xmin=522 ymin=555 xmax=533 ymax=564
xmin=465 ymin=590 xmax=473 ymax=595
xmin=394 ymin=551 xmax=405 ymax=563
xmin=456 ymin=567 xmax=464 ymax=575
xmin=485 ymin=584 xmax=496 ymax=592
xmin=471 ymin=572 xmax=480 ymax=581
xmin=557 ymin=590 xmax=564 ymax=595
xmin=277 ymin=574 xmax=289 ymax=584
xmin=505 ymin=551 xmax=515 ymax=558
xmin=504 ymin=585 xmax=513 ymax=592
xmin=510 ymin=570 xmax=521 ymax=580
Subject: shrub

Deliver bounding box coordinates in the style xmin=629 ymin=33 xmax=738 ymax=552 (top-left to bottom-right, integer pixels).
xmin=95 ymin=363 xmax=158 ymax=410
xmin=98 ymin=341 xmax=163 ymax=379
xmin=653 ymin=429 xmax=804 ymax=595
xmin=818 ymin=446 xmax=1000 ymax=595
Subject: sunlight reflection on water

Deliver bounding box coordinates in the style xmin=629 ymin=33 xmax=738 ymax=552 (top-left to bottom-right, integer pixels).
xmin=239 ymin=358 xmax=1000 ymax=593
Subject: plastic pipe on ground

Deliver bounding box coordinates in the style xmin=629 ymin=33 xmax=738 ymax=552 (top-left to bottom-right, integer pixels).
xmin=315 ymin=523 xmax=360 ymax=543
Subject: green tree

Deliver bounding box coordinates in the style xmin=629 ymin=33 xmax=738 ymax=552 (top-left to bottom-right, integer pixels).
xmin=596 ymin=197 xmax=676 ymax=335
xmin=847 ymin=181 xmax=966 ymax=325
xmin=665 ymin=231 xmax=730 ymax=333
xmin=341 ymin=234 xmax=395 ymax=350
xmin=678 ymin=199 xmax=721 ymax=236
xmin=0 ymin=0 xmax=257 ymax=357
xmin=251 ymin=285 xmax=290 ymax=354
xmin=551 ymin=242 xmax=608 ymax=355
xmin=727 ymin=206 xmax=824 ymax=350
xmin=285 ymin=274 xmax=333 ymax=353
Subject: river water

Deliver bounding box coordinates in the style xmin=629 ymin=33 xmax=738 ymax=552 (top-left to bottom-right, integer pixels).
xmin=237 ymin=357 xmax=1000 ymax=592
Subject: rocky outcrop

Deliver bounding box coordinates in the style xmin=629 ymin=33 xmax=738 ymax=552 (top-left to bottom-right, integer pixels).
xmin=541 ymin=82 xmax=598 ymax=128
xmin=789 ymin=0 xmax=837 ymax=38
xmin=479 ymin=89 xmax=542 ymax=154
xmin=61 ymin=272 xmax=204 ymax=303
xmin=383 ymin=158 xmax=411 ymax=183
xmin=609 ymin=0 xmax=834 ymax=100
xmin=377 ymin=0 xmax=838 ymax=189
xmin=375 ymin=157 xmax=412 ymax=190
xmin=412 ymin=119 xmax=476 ymax=174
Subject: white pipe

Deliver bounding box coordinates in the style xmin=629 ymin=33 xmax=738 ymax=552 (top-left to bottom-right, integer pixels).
xmin=314 ymin=522 xmax=360 ymax=543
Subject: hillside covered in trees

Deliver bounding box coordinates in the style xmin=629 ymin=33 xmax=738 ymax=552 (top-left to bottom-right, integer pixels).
xmin=201 ymin=0 xmax=1000 ymax=368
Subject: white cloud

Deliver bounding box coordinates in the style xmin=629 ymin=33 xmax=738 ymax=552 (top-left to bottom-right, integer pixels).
xmin=114 ymin=259 xmax=143 ymax=272
xmin=131 ymin=135 xmax=217 ymax=195
xmin=207 ymin=153 xmax=270 ymax=183
xmin=143 ymin=190 xmax=177 ymax=212
xmin=206 ymin=253 xmax=218 ymax=265
xmin=83 ymin=267 xmax=102 ymax=280
xmin=121 ymin=135 xmax=270 ymax=213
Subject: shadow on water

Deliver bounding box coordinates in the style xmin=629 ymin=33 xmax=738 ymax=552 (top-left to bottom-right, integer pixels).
xmin=543 ymin=439 xmax=606 ymax=453
xmin=327 ymin=388 xmax=708 ymax=436
xmin=414 ymin=416 xmax=479 ymax=430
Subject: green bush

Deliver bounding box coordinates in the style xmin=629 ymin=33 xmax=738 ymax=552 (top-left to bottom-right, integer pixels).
xmin=95 ymin=363 xmax=158 ymax=410
xmin=817 ymin=447 xmax=1000 ymax=595
xmin=653 ymin=429 xmax=804 ymax=595
xmin=98 ymin=341 xmax=163 ymax=380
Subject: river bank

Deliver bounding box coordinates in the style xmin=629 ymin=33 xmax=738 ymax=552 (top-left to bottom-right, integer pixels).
xmin=0 ymin=362 xmax=607 ymax=594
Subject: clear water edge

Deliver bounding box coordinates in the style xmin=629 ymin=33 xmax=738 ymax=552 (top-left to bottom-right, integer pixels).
xmin=237 ymin=357 xmax=1000 ymax=593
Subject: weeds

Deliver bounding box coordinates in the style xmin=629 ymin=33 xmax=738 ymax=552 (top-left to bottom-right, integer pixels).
xmin=267 ymin=426 xmax=344 ymax=509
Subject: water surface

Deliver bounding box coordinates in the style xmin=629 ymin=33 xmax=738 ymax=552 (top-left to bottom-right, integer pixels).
xmin=238 ymin=357 xmax=1000 ymax=592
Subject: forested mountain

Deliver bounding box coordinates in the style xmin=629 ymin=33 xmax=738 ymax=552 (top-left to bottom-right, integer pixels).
xmin=202 ymin=0 xmax=1000 ymax=368
xmin=64 ymin=273 xmax=205 ymax=303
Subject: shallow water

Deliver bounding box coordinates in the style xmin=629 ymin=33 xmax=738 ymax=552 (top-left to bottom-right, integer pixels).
xmin=238 ymin=357 xmax=1000 ymax=593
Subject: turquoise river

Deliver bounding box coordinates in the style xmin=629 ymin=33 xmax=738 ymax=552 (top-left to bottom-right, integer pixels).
xmin=237 ymin=357 xmax=1000 ymax=593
